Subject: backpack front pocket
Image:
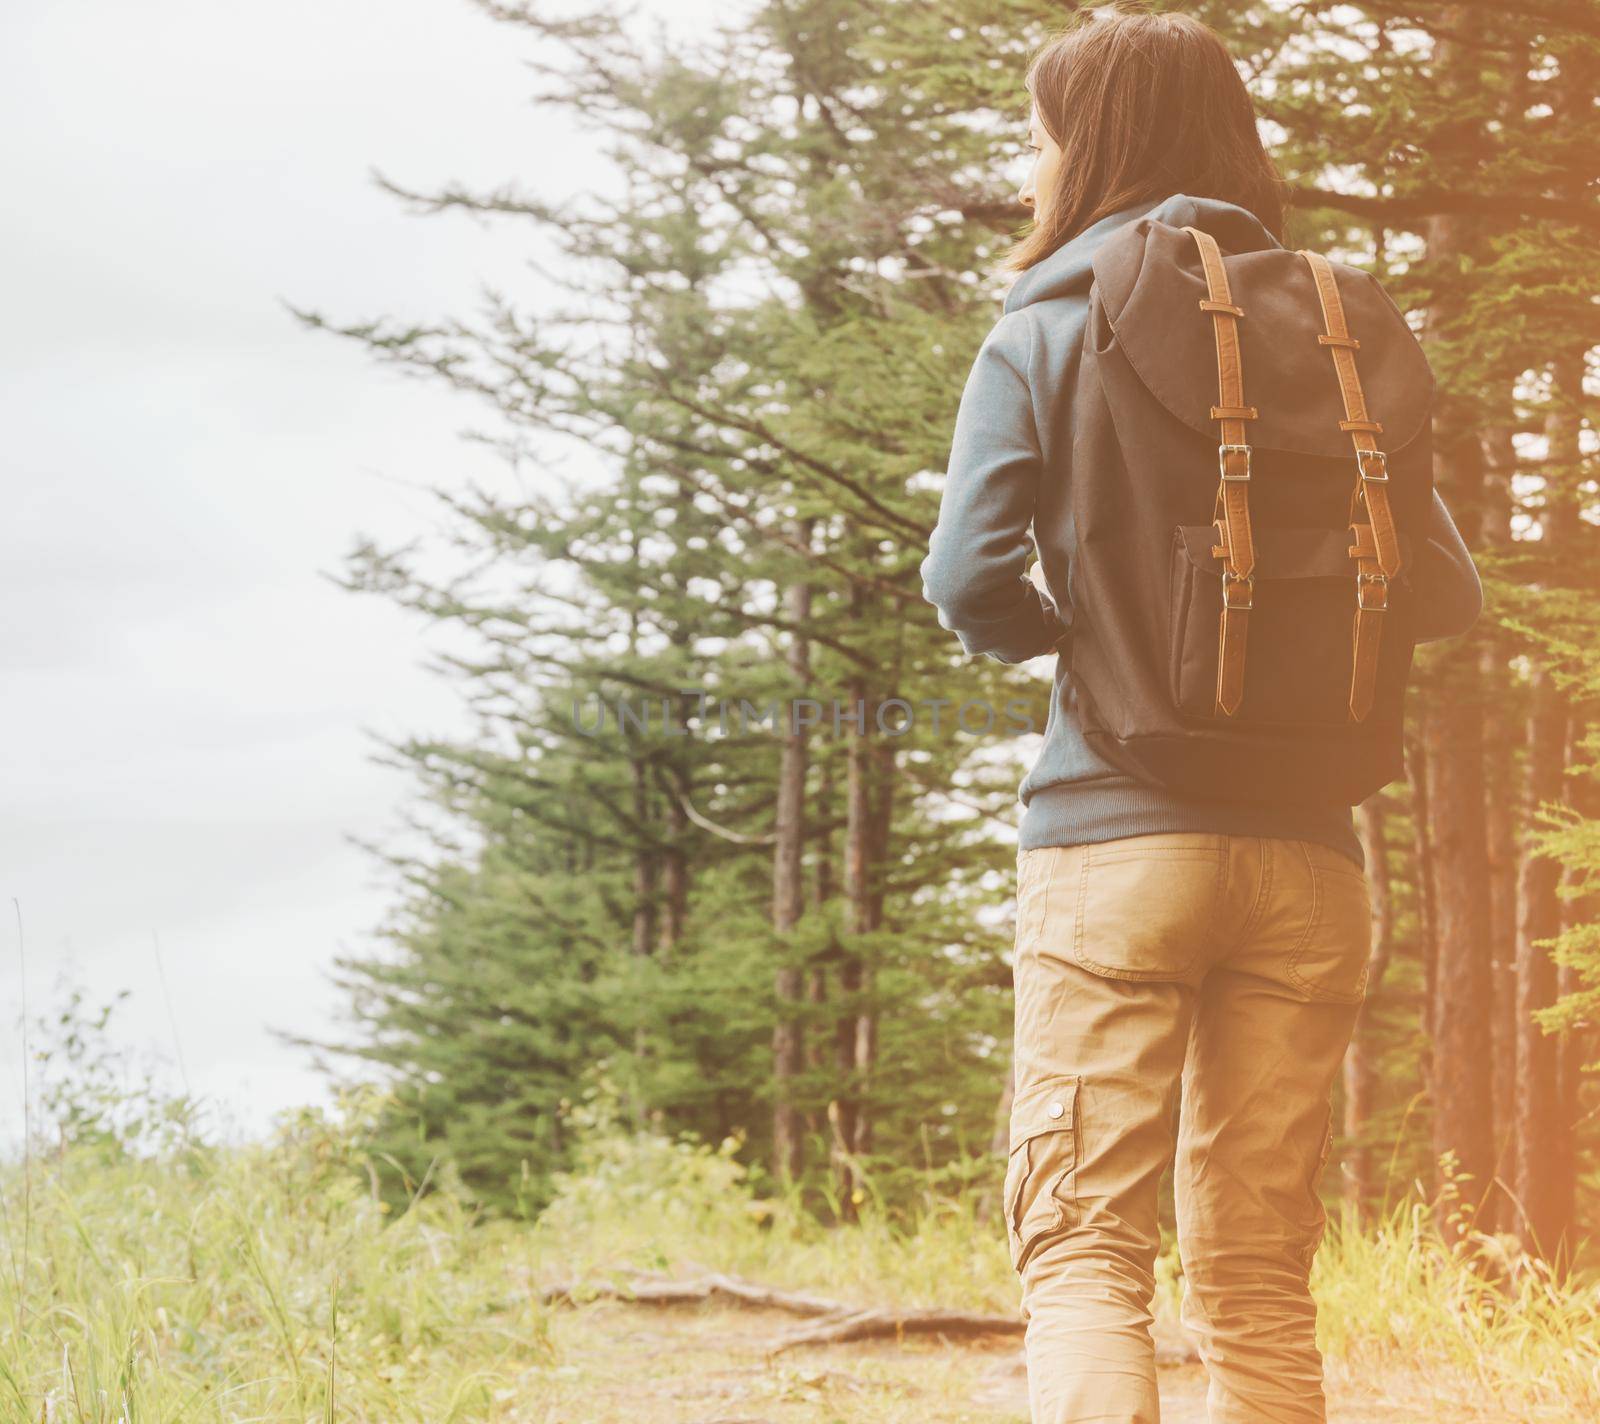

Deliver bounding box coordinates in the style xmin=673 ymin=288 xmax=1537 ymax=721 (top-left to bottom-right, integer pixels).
xmin=1168 ymin=524 xmax=1412 ymax=727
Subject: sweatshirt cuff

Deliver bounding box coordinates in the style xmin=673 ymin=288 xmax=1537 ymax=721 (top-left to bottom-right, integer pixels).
xmin=956 ymin=586 xmax=1065 ymax=664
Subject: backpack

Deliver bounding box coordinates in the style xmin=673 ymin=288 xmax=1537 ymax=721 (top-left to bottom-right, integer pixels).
xmin=1064 ymin=214 xmax=1434 ymax=805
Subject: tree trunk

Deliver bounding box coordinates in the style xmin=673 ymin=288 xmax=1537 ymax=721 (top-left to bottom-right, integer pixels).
xmin=1423 ymin=672 xmax=1495 ymax=1226
xmin=1544 ymin=0 xmax=1600 ymax=1276
xmin=1514 ymin=359 xmax=1586 ymax=1258
xmin=628 ymin=753 xmax=658 ymax=1129
xmin=1515 ymin=668 xmax=1567 ymax=1256
xmin=771 ymin=558 xmax=812 ymax=1184
xmin=851 ymin=736 xmax=895 ymax=1159
xmin=803 ymin=751 xmax=834 ymax=1146
xmin=1555 ymin=716 xmax=1597 ymax=1266
xmin=658 ymin=764 xmax=688 ymax=955
xmin=830 ymin=674 xmax=871 ymax=1215
xmin=1479 ymin=425 xmax=1519 ymax=1231
xmin=631 ymin=756 xmax=658 ymax=959
xmin=1418 ymin=110 xmax=1494 ymax=1222
xmin=1408 ymin=719 xmax=1439 ymax=1050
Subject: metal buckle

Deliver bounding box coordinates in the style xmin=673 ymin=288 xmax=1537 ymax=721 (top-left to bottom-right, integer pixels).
xmin=1356 ymin=449 xmax=1389 ymax=483
xmin=1222 ymin=569 xmax=1255 ymax=610
xmin=1356 ymin=570 xmax=1389 ymax=611
xmin=1219 ymin=444 xmax=1252 ymax=481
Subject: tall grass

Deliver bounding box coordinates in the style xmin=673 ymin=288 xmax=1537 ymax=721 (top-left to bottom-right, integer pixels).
xmin=1313 ymin=1203 xmax=1600 ymax=1417
xmin=0 ymin=1100 xmax=555 ymax=1423
xmin=2 ymin=1092 xmax=1596 ymax=1422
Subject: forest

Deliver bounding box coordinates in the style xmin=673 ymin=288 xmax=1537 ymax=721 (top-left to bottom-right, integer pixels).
xmin=296 ymin=0 xmax=1600 ymax=1268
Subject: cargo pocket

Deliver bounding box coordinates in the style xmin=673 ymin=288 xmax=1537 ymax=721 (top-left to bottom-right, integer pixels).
xmin=1287 ymin=842 xmax=1373 ymax=1004
xmin=1002 ymin=1074 xmax=1080 ymax=1274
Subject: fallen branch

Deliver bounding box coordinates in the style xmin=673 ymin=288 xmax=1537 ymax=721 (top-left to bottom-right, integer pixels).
xmin=540 ymin=1267 xmax=850 ymax=1317
xmin=767 ymin=1304 xmax=1025 ymax=1354
xmin=539 ymin=1265 xmax=1201 ymax=1363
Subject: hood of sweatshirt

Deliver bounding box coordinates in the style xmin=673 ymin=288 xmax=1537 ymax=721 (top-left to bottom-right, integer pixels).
xmin=1001 ymin=192 xmax=1278 ymax=314
xmin=1001 ymin=189 xmax=1433 ymax=458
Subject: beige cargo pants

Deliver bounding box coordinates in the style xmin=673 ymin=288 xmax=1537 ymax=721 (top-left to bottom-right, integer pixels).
xmin=1004 ymin=832 xmax=1371 ymax=1424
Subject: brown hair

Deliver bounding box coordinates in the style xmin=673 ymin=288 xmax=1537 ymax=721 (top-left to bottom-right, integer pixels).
xmin=999 ymin=4 xmax=1285 ymax=275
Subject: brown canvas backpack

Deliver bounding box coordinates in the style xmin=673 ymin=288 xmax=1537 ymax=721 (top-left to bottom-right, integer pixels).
xmin=1064 ymin=214 xmax=1434 ymax=804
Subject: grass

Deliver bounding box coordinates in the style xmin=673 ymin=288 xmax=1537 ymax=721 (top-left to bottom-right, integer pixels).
xmin=1 ymin=1096 xmax=1597 ymax=1422
xmin=0 ymin=1105 xmax=556 ymax=1423
xmin=1314 ymin=1202 xmax=1600 ymax=1417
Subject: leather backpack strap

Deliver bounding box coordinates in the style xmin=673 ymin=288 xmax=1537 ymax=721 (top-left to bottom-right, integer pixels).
xmin=1298 ymin=250 xmax=1400 ymax=723
xmin=1184 ymin=226 xmax=1258 ymax=718
xmin=1345 ymin=522 xmax=1387 ymax=721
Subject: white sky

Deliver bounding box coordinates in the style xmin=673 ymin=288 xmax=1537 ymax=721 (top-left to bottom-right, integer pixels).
xmin=0 ymin=0 xmax=728 ymax=1145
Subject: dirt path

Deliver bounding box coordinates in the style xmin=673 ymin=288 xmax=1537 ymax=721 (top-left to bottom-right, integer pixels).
xmin=528 ymin=1293 xmax=1414 ymax=1423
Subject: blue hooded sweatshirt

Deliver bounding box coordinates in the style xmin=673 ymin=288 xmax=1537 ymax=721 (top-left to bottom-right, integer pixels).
xmin=920 ymin=192 xmax=1483 ymax=869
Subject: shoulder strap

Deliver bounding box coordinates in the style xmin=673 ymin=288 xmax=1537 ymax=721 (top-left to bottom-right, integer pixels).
xmin=1184 ymin=226 xmax=1258 ymax=718
xmin=1297 ymin=250 xmax=1403 ymax=723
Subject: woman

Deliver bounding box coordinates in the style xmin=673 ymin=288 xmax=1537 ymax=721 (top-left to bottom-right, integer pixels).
xmin=921 ymin=9 xmax=1482 ymax=1424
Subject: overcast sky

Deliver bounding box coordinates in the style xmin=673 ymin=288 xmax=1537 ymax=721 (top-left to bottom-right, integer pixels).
xmin=0 ymin=0 xmax=727 ymax=1144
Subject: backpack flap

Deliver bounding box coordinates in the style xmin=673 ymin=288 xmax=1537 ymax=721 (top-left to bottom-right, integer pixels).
xmin=1091 ymin=218 xmax=1434 ymax=460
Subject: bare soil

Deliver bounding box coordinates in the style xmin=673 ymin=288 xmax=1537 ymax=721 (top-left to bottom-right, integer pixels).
xmin=527 ymin=1290 xmax=1430 ymax=1422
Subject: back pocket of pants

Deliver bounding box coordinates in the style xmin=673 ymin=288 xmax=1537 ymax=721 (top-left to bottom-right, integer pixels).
xmin=1073 ymin=837 xmax=1225 ymax=980
xmin=1003 ymin=1073 xmax=1080 ymax=1274
xmin=1287 ymin=844 xmax=1372 ymax=1003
